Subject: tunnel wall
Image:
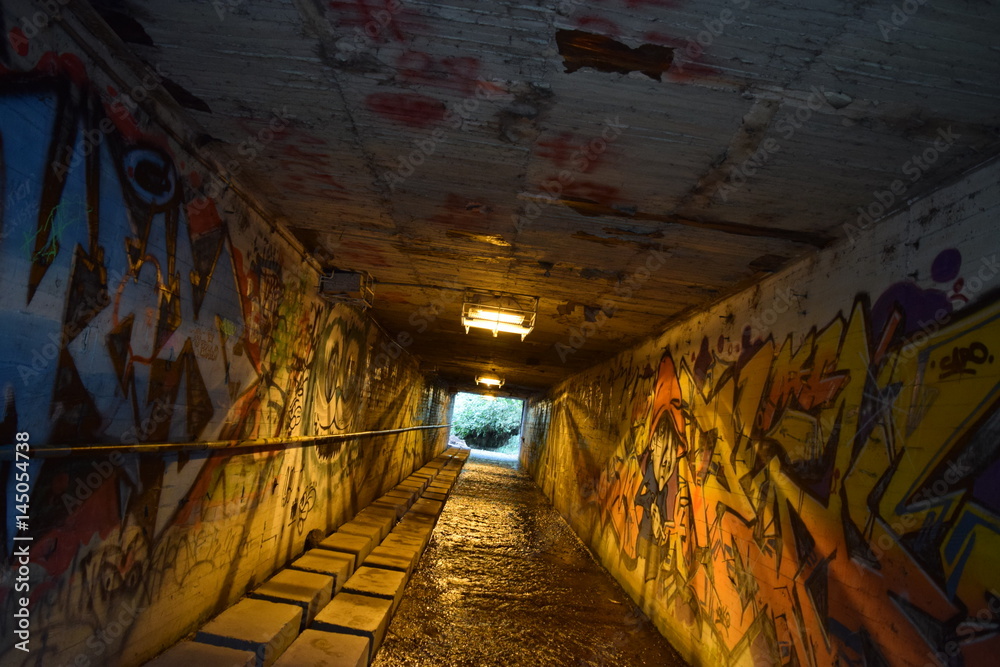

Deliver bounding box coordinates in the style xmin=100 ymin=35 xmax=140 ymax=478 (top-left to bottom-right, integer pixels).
xmin=522 ymin=156 xmax=1000 ymax=667
xmin=0 ymin=4 xmax=449 ymax=665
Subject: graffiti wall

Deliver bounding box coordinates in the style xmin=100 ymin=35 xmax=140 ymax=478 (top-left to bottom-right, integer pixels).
xmin=0 ymin=5 xmax=448 ymax=665
xmin=523 ymin=158 xmax=1000 ymax=666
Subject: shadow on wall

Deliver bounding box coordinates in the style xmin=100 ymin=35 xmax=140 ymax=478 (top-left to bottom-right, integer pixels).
xmin=0 ymin=43 xmax=449 ymax=665
xmin=525 ymin=245 xmax=1000 ymax=667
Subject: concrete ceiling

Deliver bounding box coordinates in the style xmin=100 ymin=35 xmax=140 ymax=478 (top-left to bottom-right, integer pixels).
xmin=85 ymin=0 xmax=1000 ymax=394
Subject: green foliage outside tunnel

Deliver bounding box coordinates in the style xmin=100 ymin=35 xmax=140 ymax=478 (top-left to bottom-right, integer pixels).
xmin=451 ymin=393 xmax=523 ymax=450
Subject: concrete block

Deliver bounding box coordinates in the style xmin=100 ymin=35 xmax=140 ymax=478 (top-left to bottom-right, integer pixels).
xmin=249 ymin=569 xmax=334 ymax=631
xmin=396 ymin=480 xmax=424 ymax=494
xmin=392 ymin=524 xmax=433 ymax=550
xmin=319 ymin=532 xmax=374 ymax=569
xmin=336 ymin=517 xmax=386 ymax=545
xmin=272 ymin=629 xmax=369 ymax=667
xmin=410 ymin=498 xmax=444 ymax=517
xmin=353 ymin=508 xmax=396 ymax=537
xmin=380 ymin=532 xmax=426 ymax=554
xmin=422 ymin=491 xmax=448 ymax=502
xmin=341 ymin=565 xmax=408 ymax=613
xmin=399 ymin=511 xmax=436 ymax=527
xmin=371 ymin=499 xmax=408 ymax=520
xmin=290 ymin=549 xmax=355 ymax=592
xmin=364 ymin=544 xmax=420 ymax=579
xmin=194 ymin=598 xmax=302 ymax=667
xmin=311 ymin=593 xmax=394 ymax=663
xmin=381 ymin=489 xmax=416 ymax=506
xmin=145 ymin=641 xmax=256 ymax=667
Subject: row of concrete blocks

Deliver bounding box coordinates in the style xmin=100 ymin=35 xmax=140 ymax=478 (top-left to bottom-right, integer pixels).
xmin=145 ymin=447 xmax=470 ymax=667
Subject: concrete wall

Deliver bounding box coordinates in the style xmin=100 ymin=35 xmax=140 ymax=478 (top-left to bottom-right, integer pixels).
xmin=522 ymin=156 xmax=1000 ymax=667
xmin=0 ymin=4 xmax=448 ymax=665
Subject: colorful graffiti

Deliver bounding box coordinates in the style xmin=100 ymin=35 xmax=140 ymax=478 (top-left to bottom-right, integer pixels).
xmin=525 ymin=249 xmax=1000 ymax=666
xmin=0 ymin=30 xmax=448 ymax=667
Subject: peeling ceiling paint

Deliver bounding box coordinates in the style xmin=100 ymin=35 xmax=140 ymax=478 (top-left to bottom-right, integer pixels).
xmin=92 ymin=0 xmax=1000 ymax=393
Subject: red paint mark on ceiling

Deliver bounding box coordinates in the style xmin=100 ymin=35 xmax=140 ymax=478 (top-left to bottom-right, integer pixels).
xmin=396 ymin=52 xmax=483 ymax=96
xmin=424 ymin=194 xmax=495 ymax=233
xmin=366 ymin=92 xmax=446 ymax=128
xmin=327 ymin=0 xmax=420 ymax=43
xmin=536 ymin=132 xmax=608 ymax=173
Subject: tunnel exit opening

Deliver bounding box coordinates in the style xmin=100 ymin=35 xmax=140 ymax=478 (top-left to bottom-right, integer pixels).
xmin=448 ymin=391 xmax=524 ymax=459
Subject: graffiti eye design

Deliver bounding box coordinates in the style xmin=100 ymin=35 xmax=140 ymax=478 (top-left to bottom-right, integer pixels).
xmin=124 ymin=148 xmax=176 ymax=207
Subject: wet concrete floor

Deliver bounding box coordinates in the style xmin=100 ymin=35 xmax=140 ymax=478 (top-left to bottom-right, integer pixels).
xmin=372 ymin=451 xmax=689 ymax=667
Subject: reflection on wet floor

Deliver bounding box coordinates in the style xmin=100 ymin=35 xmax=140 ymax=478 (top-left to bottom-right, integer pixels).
xmin=372 ymin=451 xmax=689 ymax=667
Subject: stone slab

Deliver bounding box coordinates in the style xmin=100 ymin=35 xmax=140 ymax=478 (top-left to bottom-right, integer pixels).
xmin=194 ymin=598 xmax=301 ymax=667
xmin=249 ymin=569 xmax=334 ymax=631
xmin=290 ymin=549 xmax=355 ymax=592
xmin=353 ymin=508 xmax=396 ymax=538
xmin=396 ymin=480 xmax=425 ymax=495
xmin=380 ymin=532 xmax=425 ymax=553
xmin=318 ymin=532 xmax=374 ymax=569
xmin=340 ymin=565 xmax=408 ymax=613
xmin=422 ymin=491 xmax=448 ymax=502
xmin=381 ymin=489 xmax=416 ymax=507
xmin=312 ymin=592 xmax=394 ymax=663
xmin=409 ymin=498 xmax=444 ymax=517
xmin=392 ymin=524 xmax=433 ymax=550
xmin=272 ymin=629 xmax=369 ymax=667
xmin=336 ymin=517 xmax=386 ymax=544
xmin=363 ymin=544 xmax=420 ymax=579
xmin=145 ymin=641 xmax=256 ymax=667
xmin=371 ymin=499 xmax=408 ymax=520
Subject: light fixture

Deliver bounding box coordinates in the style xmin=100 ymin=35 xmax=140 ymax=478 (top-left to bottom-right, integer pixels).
xmin=319 ymin=270 xmax=374 ymax=309
xmin=462 ymin=289 xmax=537 ymax=340
xmin=475 ymin=374 xmax=505 ymax=388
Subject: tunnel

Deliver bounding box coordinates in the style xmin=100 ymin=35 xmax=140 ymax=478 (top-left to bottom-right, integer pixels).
xmin=2 ymin=0 xmax=1000 ymax=665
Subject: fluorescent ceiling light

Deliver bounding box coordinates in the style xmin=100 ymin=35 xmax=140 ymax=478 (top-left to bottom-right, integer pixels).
xmin=476 ymin=375 xmax=504 ymax=387
xmin=461 ymin=289 xmax=538 ymax=341
xmin=467 ymin=308 xmax=525 ymax=324
xmin=462 ymin=317 xmax=533 ymax=340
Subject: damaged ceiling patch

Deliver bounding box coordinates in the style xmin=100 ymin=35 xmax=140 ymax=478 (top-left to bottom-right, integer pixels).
xmin=555 ymin=30 xmax=673 ymax=81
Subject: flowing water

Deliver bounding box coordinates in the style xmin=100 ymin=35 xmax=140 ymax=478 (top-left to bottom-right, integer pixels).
xmin=372 ymin=452 xmax=689 ymax=667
